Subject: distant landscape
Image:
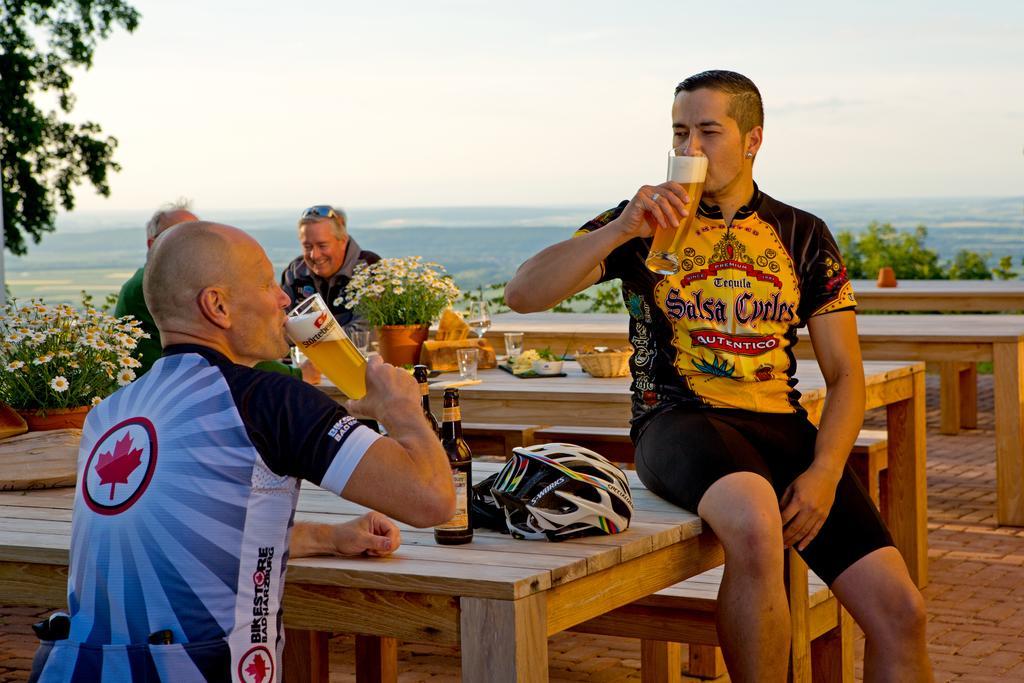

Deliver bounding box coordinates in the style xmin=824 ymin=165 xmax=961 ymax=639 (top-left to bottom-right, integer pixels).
xmin=5 ymin=196 xmax=1022 ymax=305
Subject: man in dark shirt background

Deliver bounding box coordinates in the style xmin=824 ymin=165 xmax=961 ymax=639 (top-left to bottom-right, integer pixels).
xmin=281 ymin=205 xmax=379 ymax=331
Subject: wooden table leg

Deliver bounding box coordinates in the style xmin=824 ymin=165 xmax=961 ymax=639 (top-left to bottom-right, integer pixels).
xmin=283 ymin=627 xmax=329 ymax=683
xmin=994 ymin=341 xmax=1024 ymax=526
xmin=642 ymin=641 xmax=683 ymax=683
xmin=939 ymin=362 xmax=962 ymax=435
xmin=686 ymin=644 xmax=724 ymax=679
xmin=811 ymin=607 xmax=854 ymax=683
xmin=786 ymin=550 xmax=811 ymax=683
xmin=959 ymin=363 xmax=978 ymax=430
xmin=355 ymin=635 xmax=398 ymax=683
xmin=461 ymin=594 xmax=548 ymax=682
xmin=886 ymin=370 xmax=928 ymax=587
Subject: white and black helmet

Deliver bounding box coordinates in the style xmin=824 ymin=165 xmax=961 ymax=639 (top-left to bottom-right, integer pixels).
xmin=487 ymin=443 xmax=633 ymax=541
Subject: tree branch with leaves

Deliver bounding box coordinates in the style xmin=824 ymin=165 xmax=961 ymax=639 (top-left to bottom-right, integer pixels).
xmin=1 ymin=0 xmax=139 ymax=255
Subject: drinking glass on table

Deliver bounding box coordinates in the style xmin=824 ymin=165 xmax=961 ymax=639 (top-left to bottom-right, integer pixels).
xmin=284 ymin=293 xmax=366 ymax=399
xmin=467 ymin=301 xmax=491 ymax=339
xmin=645 ymin=148 xmax=708 ymax=275
xmin=503 ymin=332 xmax=524 ymax=359
xmin=350 ymin=329 xmax=371 ymax=358
xmin=457 ymin=348 xmax=479 ymax=380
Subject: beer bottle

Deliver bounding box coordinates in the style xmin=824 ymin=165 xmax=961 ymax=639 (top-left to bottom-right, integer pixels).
xmin=434 ymin=388 xmax=473 ymax=545
xmin=413 ymin=364 xmax=440 ymax=436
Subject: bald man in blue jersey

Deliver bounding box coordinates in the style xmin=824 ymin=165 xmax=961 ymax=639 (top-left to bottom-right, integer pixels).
xmin=30 ymin=222 xmax=455 ymax=682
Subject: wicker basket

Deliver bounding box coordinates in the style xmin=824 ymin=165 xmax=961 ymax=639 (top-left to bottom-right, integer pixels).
xmin=577 ymin=349 xmax=632 ymax=378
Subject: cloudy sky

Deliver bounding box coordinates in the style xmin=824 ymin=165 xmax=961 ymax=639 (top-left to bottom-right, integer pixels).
xmin=59 ymin=0 xmax=1023 ymax=210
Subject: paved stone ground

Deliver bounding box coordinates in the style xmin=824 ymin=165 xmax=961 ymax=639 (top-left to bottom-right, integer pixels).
xmin=2 ymin=375 xmax=1022 ymax=682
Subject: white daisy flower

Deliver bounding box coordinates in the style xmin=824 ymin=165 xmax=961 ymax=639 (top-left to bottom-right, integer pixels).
xmin=117 ymin=369 xmax=136 ymax=386
xmin=49 ymin=376 xmax=69 ymax=392
xmin=5 ymin=360 xmax=25 ymax=371
xmin=90 ymin=396 xmax=103 ymax=407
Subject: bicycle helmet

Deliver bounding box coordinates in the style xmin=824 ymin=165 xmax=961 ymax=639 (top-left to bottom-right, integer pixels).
xmin=487 ymin=443 xmax=633 ymax=541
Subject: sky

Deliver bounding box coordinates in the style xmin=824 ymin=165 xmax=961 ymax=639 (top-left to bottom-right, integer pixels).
xmin=51 ymin=0 xmax=1024 ymax=211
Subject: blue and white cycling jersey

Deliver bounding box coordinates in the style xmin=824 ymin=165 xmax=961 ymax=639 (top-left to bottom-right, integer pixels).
xmin=31 ymin=344 xmax=380 ymax=683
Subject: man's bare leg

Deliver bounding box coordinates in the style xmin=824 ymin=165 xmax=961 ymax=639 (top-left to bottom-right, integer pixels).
xmin=831 ymin=547 xmax=932 ymax=682
xmin=698 ymin=472 xmax=789 ymax=683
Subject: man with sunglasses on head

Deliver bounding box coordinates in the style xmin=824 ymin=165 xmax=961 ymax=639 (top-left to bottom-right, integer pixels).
xmin=281 ymin=205 xmax=380 ymax=331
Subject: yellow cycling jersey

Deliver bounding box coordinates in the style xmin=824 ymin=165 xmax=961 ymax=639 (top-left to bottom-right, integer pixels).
xmin=575 ymin=186 xmax=856 ymax=418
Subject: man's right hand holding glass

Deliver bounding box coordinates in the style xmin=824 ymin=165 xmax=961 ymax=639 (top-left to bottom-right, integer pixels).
xmin=613 ymin=181 xmax=691 ymax=240
xmin=504 ymin=180 xmax=690 ymax=313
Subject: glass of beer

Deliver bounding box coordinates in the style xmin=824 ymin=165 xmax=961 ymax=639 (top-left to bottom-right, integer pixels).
xmin=645 ymin=150 xmax=707 ymax=275
xmin=284 ymin=294 xmax=367 ymax=399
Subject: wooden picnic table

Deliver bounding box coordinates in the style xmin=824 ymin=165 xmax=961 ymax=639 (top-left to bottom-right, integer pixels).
xmin=322 ymin=357 xmax=929 ymax=587
xmin=0 ymin=463 xmax=722 ymax=682
xmin=850 ymin=279 xmax=1024 ymax=312
xmin=487 ymin=310 xmax=1024 ymax=527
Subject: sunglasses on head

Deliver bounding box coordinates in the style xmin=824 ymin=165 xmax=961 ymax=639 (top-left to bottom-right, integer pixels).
xmin=301 ymin=205 xmax=340 ymax=220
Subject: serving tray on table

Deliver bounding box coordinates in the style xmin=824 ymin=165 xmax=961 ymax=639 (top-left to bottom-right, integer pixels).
xmin=497 ymin=363 xmax=567 ymax=379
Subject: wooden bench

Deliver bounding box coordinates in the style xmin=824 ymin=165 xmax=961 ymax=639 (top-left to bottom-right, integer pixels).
xmin=532 ymin=425 xmax=637 ymax=464
xmin=534 ymin=425 xmax=890 ymax=537
xmin=847 ymin=429 xmax=889 ymax=516
xmin=571 ymin=549 xmax=852 ymax=682
xmin=462 ymin=422 xmax=543 ymax=459
xmin=536 ymin=426 xmax=888 ymax=492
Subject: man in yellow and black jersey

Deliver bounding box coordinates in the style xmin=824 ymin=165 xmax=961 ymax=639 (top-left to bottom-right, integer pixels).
xmin=506 ymin=71 xmax=932 ymax=681
xmin=574 ymin=184 xmax=856 ymax=416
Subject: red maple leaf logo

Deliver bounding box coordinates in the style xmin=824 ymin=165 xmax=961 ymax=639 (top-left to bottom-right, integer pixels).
xmin=244 ymin=652 xmax=270 ymax=683
xmin=95 ymin=432 xmax=143 ymax=500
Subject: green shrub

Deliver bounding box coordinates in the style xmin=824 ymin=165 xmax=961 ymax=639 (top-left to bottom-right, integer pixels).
xmin=837 ymin=222 xmax=1012 ymax=281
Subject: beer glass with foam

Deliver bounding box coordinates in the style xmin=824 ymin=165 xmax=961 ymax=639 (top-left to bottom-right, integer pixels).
xmin=285 ymin=294 xmax=367 ymax=399
xmin=645 ymin=150 xmax=707 ymax=275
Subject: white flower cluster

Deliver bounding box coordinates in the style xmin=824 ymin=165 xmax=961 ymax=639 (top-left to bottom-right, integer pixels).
xmin=0 ymin=299 xmax=147 ymax=412
xmin=344 ymin=256 xmax=461 ymax=327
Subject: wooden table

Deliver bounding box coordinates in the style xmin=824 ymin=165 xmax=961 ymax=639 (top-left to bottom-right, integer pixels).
xmin=488 ymin=310 xmax=1024 ymax=527
xmin=0 ymin=463 xmax=723 ymax=682
xmin=850 ymin=280 xmax=1024 ymax=312
xmin=323 ymin=357 xmax=929 ymax=587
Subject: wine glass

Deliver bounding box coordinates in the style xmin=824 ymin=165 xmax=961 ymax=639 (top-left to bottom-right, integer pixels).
xmin=466 ymin=301 xmax=491 ymax=340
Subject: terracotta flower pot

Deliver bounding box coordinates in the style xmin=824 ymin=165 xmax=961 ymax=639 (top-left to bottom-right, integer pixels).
xmin=15 ymin=406 xmax=91 ymax=431
xmin=876 ymin=266 xmax=898 ymax=288
xmin=376 ymin=324 xmax=430 ymax=367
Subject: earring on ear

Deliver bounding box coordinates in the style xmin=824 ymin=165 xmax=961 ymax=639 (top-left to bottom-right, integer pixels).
xmin=745 ymin=151 xmax=754 ymax=158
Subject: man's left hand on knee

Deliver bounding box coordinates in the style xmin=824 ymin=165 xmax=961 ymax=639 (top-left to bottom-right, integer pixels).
xmin=780 ymin=467 xmax=841 ymax=550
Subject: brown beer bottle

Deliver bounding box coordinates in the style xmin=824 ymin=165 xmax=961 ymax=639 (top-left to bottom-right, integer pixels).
xmin=434 ymin=388 xmax=473 ymax=545
xmin=413 ymin=365 xmax=440 ymax=436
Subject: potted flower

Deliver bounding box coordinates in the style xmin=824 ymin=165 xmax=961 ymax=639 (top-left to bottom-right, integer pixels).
xmin=345 ymin=256 xmax=460 ymax=366
xmin=0 ymin=299 xmax=147 ymax=430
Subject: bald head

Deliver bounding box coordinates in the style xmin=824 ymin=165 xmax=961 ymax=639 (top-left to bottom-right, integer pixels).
xmin=144 ymin=222 xmax=263 ymax=332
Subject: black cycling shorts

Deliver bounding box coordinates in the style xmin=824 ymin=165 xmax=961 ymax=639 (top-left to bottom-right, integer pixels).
xmin=634 ymin=405 xmax=894 ymax=585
